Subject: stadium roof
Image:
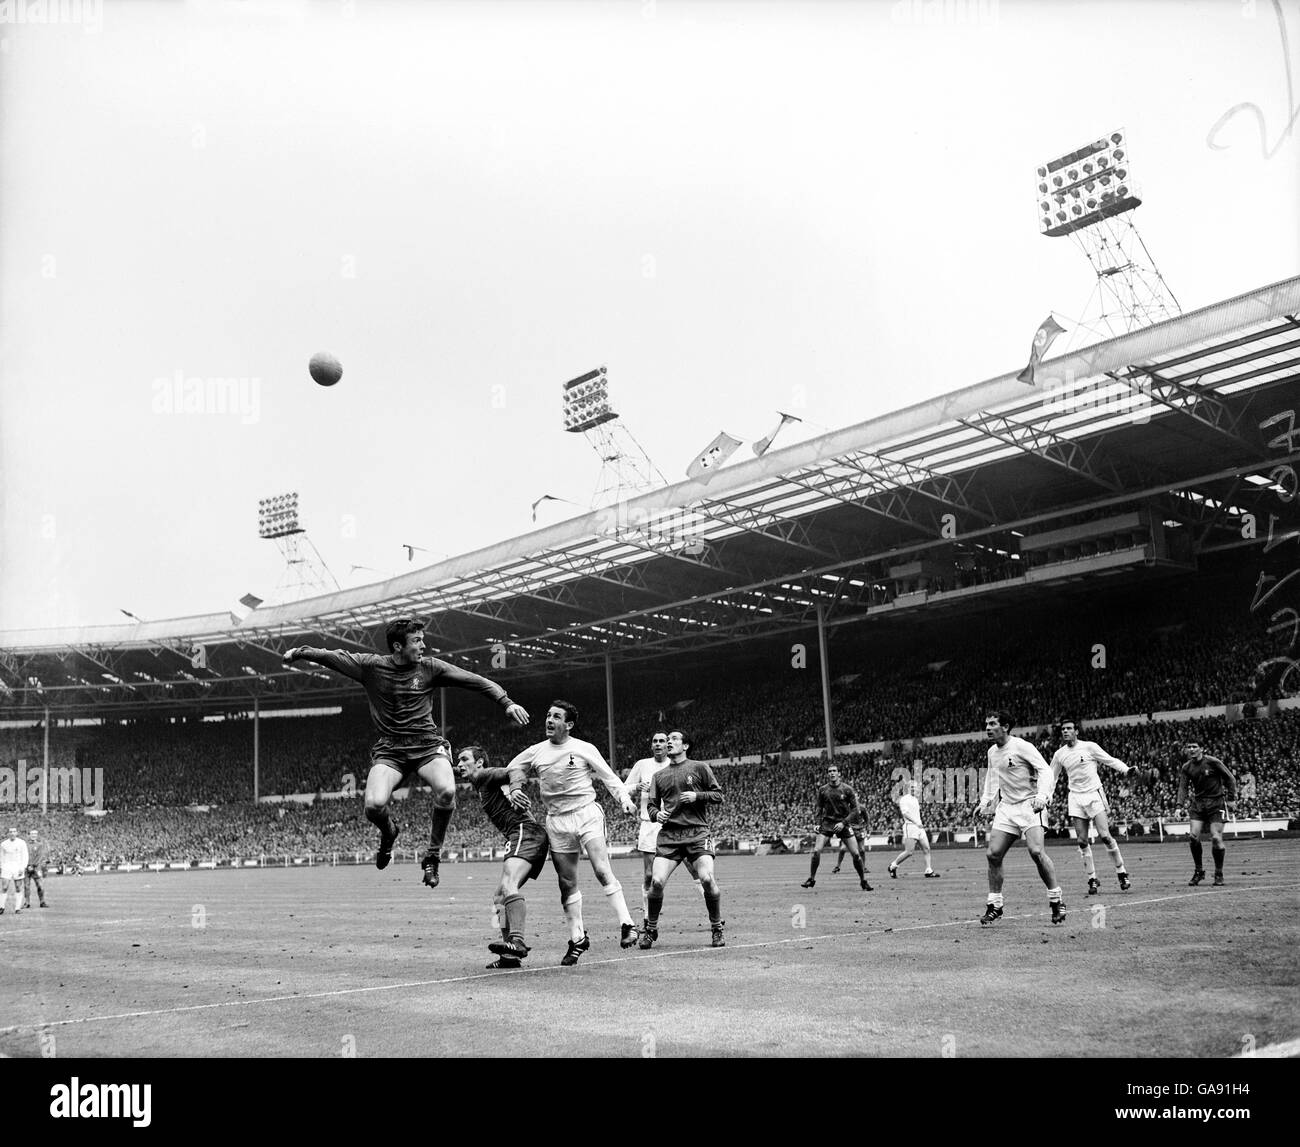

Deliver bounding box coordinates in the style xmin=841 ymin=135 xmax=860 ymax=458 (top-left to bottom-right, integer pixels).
xmin=4 ymin=275 xmax=1299 ymax=716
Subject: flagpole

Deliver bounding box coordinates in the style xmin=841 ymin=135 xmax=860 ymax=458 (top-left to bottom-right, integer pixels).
xmin=817 ymin=603 xmax=835 ymax=758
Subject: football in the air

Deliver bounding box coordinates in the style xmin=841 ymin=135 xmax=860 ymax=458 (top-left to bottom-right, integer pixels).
xmin=309 ymin=352 xmax=343 ymax=387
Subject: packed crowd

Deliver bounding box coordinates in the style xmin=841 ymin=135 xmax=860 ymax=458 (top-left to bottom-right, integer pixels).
xmin=8 ymin=712 xmax=1297 ymax=866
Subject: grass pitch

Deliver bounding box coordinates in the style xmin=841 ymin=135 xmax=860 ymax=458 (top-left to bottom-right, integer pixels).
xmin=2 ymin=839 xmax=1296 ymax=1058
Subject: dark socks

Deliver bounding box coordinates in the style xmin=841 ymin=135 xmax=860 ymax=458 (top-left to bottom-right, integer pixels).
xmin=503 ymin=893 xmax=526 ymax=939
xmin=852 ymin=854 xmax=866 ymax=881
xmin=428 ymin=802 xmax=455 ymax=852
xmin=809 ymin=853 xmax=821 ymax=877
xmin=704 ymin=890 xmax=722 ymax=925
xmin=1190 ymin=839 xmax=1203 ymax=869
xmin=647 ymin=892 xmax=664 ymax=926
xmin=1211 ymin=845 xmax=1225 ymax=874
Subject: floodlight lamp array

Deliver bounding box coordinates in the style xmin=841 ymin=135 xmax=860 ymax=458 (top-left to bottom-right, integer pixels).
xmin=258 ymin=491 xmax=301 ymax=538
xmin=1035 ymin=130 xmax=1139 ymax=237
xmin=562 ymin=365 xmax=618 ymax=433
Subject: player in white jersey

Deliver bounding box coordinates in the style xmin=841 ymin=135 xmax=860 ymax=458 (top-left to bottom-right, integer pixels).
xmin=887 ymin=778 xmax=939 ymax=878
xmin=507 ymin=700 xmax=639 ymax=965
xmin=1050 ymin=719 xmax=1132 ymax=896
xmin=0 ymin=826 xmax=29 ymax=915
xmin=977 ymin=713 xmax=1066 ymax=925
xmin=620 ymin=732 xmax=704 ymax=923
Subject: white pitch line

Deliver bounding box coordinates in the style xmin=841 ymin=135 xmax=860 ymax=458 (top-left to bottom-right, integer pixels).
xmin=1 ymin=882 xmax=1295 ymax=1036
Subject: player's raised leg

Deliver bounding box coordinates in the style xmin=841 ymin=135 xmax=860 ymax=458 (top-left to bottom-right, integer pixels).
xmin=363 ymin=762 xmax=405 ymax=869
xmin=415 ymin=749 xmax=458 ymax=888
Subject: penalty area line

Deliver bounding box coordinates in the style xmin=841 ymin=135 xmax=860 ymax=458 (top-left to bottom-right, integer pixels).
xmin=1 ymin=881 xmax=1293 ymax=1036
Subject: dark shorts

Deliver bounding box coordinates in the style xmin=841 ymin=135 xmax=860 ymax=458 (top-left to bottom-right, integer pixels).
xmin=1189 ymin=803 xmax=1227 ymax=826
xmin=369 ymin=736 xmax=453 ymax=783
xmin=501 ymin=822 xmax=550 ymax=884
xmin=656 ymin=837 xmax=715 ymax=863
xmin=818 ymin=823 xmax=854 ymax=843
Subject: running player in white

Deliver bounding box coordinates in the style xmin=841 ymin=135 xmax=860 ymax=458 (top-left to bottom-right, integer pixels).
xmin=506 ymin=700 xmax=640 ymax=965
xmin=620 ymin=731 xmax=704 ymax=923
xmin=978 ymin=712 xmax=1066 ymax=925
xmin=887 ymin=777 xmax=939 ymax=878
xmin=1050 ymin=719 xmax=1132 ymax=896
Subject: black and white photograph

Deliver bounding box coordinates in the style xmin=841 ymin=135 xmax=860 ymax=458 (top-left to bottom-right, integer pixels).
xmin=1 ymin=0 xmax=1297 ymax=1100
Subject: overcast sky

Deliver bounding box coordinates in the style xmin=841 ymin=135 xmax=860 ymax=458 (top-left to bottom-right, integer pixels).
xmin=2 ymin=0 xmax=1297 ymax=631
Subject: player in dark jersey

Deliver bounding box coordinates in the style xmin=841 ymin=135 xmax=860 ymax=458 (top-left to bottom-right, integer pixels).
xmin=1175 ymin=740 xmax=1237 ymax=886
xmin=454 ymin=745 xmax=551 ymax=969
xmin=801 ymin=765 xmax=872 ymax=890
xmin=639 ymin=731 xmax=727 ymax=949
xmin=284 ymin=618 xmax=529 ymax=888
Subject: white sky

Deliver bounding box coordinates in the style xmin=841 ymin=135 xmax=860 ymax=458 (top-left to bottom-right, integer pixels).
xmin=2 ymin=0 xmax=1297 ymax=630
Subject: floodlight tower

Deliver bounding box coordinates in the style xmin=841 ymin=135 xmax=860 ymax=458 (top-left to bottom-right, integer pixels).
xmin=562 ymin=366 xmax=665 ymax=507
xmin=1034 ymin=130 xmax=1180 ymax=341
xmin=257 ymin=491 xmax=340 ymax=602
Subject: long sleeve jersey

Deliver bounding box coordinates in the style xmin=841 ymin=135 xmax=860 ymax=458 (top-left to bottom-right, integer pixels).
xmin=815 ymin=783 xmax=860 ymax=824
xmin=648 ymin=759 xmax=724 ymax=843
xmin=1177 ymin=756 xmax=1237 ymax=806
xmin=294 ymin=649 xmax=512 ymax=738
xmin=1050 ymin=741 xmax=1130 ymax=794
xmin=982 ymin=736 xmax=1054 ymax=807
xmin=506 ymin=737 xmax=626 ymax=817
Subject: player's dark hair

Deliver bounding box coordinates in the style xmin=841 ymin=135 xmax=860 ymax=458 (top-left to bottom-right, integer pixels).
xmin=462 ymin=745 xmax=489 ymax=767
xmin=985 ymin=710 xmax=1011 ymax=729
xmin=670 ymin=729 xmax=690 ymax=748
xmin=385 ymin=617 xmax=425 ymax=653
xmin=551 ymin=699 xmax=579 ymax=726
xmin=1059 ymin=717 xmax=1079 ymax=730
xmin=651 ymin=730 xmax=669 ymax=739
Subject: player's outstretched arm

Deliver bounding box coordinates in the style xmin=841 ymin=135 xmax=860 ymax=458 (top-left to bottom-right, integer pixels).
xmin=428 ymin=660 xmax=529 ymax=726
xmin=282 ymin=646 xmax=368 ymax=681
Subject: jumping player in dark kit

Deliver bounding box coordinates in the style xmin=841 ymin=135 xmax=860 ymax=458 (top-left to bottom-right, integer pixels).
xmin=639 ymin=731 xmax=727 ymax=949
xmin=284 ymin=618 xmax=529 ymax=888
xmin=1176 ymin=740 xmax=1237 ymax=886
xmin=454 ymin=745 xmax=550 ymax=970
xmin=801 ymin=764 xmax=872 ymax=890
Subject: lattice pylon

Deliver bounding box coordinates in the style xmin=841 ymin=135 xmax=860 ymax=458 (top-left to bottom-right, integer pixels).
xmin=1060 ymin=211 xmax=1181 ymax=350
xmin=585 ymin=419 xmax=666 ymax=508
xmin=270 ymin=534 xmax=340 ymax=604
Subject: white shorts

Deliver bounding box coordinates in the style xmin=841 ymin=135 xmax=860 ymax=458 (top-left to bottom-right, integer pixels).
xmin=992 ymin=798 xmax=1046 ymax=838
xmin=903 ymin=823 xmax=930 ymax=846
xmin=1068 ymin=789 xmax=1109 ymax=822
xmin=636 ymin=820 xmax=661 ymax=854
xmin=546 ymin=803 xmax=607 ymax=854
